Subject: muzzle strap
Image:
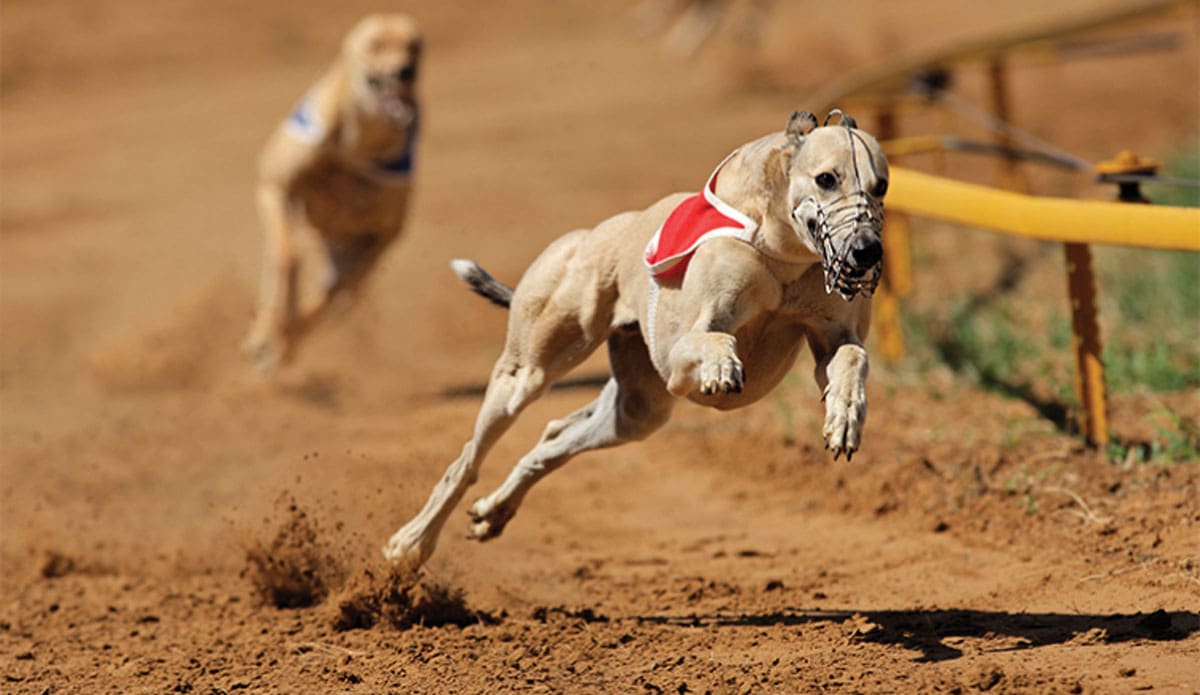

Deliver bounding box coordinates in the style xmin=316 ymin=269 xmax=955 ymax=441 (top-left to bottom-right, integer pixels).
xmin=801 ymin=117 xmax=885 ymax=301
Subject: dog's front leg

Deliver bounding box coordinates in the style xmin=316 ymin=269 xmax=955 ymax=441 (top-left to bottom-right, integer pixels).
xmin=809 ymin=333 xmax=868 ymax=460
xmin=243 ymin=182 xmax=298 ymax=373
xmin=662 ymin=278 xmax=748 ymax=398
xmin=660 ymin=243 xmax=778 ymax=398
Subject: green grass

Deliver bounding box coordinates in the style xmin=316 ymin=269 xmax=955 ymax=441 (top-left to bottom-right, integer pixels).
xmin=904 ymin=248 xmax=1198 ymax=455
xmin=1106 ymin=407 xmax=1200 ymax=465
xmin=1146 ymin=138 xmax=1200 ymax=208
xmin=909 ymin=295 xmax=1073 ymax=431
xmin=898 ymin=138 xmax=1199 ymax=458
xmin=1099 ymin=247 xmax=1200 ymax=393
xmin=911 ymin=248 xmax=1199 ymax=398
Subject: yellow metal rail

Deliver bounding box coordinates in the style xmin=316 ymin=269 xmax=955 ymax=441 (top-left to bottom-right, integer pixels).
xmin=829 ymin=0 xmax=1198 ymax=448
xmin=887 ymin=167 xmax=1200 ymax=251
xmin=809 ymin=0 xmax=1197 ymax=114
xmin=878 ymin=166 xmax=1199 ymax=446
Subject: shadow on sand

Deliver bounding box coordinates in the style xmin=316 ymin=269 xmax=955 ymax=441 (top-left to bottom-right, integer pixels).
xmin=636 ymin=607 xmax=1199 ymax=662
xmin=441 ymin=372 xmax=610 ymax=399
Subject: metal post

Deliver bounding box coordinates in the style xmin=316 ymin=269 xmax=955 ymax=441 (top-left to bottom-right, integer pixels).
xmin=1063 ymin=242 xmax=1108 ymax=446
xmin=874 ymin=105 xmax=910 ymax=361
xmin=987 ymin=57 xmax=1028 ymax=193
xmin=934 ymin=106 xmax=952 ymax=176
xmin=1064 ymin=151 xmax=1162 ymax=447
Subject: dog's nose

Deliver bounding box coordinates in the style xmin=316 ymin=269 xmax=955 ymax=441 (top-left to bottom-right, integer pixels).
xmin=851 ymin=237 xmax=882 ymax=267
xmin=395 ymin=64 xmax=417 ymax=83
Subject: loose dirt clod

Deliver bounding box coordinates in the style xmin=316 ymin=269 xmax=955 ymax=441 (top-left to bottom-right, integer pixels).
xmin=39 ymin=550 xmax=76 ymax=579
xmin=244 ymin=499 xmax=343 ymax=609
xmin=332 ymin=568 xmax=495 ymax=631
xmin=4 ymin=2 xmax=1199 ymax=692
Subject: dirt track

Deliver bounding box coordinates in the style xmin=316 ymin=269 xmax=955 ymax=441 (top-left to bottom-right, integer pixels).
xmin=2 ymin=1 xmax=1198 ymax=693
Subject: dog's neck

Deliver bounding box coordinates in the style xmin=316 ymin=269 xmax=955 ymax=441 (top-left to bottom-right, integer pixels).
xmin=711 ymin=134 xmax=821 ymax=278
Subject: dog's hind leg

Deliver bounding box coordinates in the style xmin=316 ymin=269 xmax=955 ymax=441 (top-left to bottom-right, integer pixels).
xmin=466 ymin=327 xmax=675 ymax=541
xmin=283 ymin=234 xmax=389 ymax=348
xmin=382 ymin=358 xmax=550 ymax=569
xmin=384 ymin=232 xmax=613 ymax=569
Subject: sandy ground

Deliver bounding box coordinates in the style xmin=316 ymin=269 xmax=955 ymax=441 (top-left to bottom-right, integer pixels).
xmin=2 ymin=1 xmax=1198 ymax=692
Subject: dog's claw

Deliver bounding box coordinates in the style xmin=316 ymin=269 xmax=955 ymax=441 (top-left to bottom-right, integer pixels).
xmin=699 ymin=354 xmax=745 ymax=396
xmin=821 ymin=379 xmax=866 ymax=462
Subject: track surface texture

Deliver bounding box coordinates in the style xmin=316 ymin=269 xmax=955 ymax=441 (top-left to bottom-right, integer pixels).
xmin=2 ymin=1 xmax=1198 ymax=693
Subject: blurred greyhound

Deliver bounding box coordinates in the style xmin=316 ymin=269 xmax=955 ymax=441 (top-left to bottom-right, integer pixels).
xmin=243 ymin=14 xmax=422 ymax=373
xmin=385 ymin=111 xmax=889 ymax=569
xmin=634 ymin=0 xmax=775 ymax=57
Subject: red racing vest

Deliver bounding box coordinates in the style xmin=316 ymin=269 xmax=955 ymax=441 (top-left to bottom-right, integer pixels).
xmin=643 ymin=151 xmax=758 ymax=281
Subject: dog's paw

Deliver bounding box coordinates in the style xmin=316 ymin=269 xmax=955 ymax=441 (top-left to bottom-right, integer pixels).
xmin=821 ymin=381 xmax=866 ymax=461
xmin=699 ymin=353 xmax=744 ymax=395
xmin=241 ymin=332 xmax=287 ymax=375
xmin=667 ymin=332 xmax=745 ymax=397
xmin=382 ymin=526 xmax=433 ymax=571
xmin=466 ymin=497 xmax=513 ymax=541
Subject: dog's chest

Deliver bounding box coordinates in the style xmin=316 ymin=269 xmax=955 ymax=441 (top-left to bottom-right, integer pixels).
xmin=294 ymin=159 xmax=411 ymax=239
xmin=778 ymin=264 xmax=838 ymax=316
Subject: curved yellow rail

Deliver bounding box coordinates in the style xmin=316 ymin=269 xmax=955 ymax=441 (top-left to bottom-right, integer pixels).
xmin=809 ymin=0 xmax=1197 ymax=113
xmin=888 ymin=167 xmax=1200 ymax=251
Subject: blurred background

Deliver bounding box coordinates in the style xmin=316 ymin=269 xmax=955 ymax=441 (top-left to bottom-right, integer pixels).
xmin=1 ymin=1 xmax=1197 ymax=690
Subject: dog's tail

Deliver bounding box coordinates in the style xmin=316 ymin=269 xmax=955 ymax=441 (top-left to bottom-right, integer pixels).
xmin=450 ymin=259 xmax=513 ymax=309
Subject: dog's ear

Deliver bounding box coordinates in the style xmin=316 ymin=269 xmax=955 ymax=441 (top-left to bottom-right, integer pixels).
xmin=785 ymin=110 xmax=818 ymax=142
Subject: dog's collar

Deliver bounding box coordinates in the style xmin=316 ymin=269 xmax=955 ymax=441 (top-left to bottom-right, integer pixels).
xmin=643 ymin=149 xmax=759 ymax=280
xmin=364 ymin=106 xmax=419 ymax=179
xmin=284 ymin=94 xmax=419 ymax=179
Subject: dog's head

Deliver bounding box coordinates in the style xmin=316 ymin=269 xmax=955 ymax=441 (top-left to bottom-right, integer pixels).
xmin=780 ymin=110 xmax=889 ymax=300
xmin=342 ymin=14 xmax=422 ymax=124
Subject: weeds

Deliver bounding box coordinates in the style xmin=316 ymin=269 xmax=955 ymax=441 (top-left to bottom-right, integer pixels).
xmin=1146 ymin=139 xmax=1200 ymax=208
xmin=1098 ymin=248 xmax=1200 ymax=394
xmin=1002 ymin=462 xmax=1061 ymax=515
xmin=917 ymin=296 xmax=1073 ymax=431
xmin=897 ymin=154 xmax=1198 ymax=456
xmin=1107 ymin=407 xmax=1200 ymax=465
xmin=914 ymin=247 xmax=1198 ymax=400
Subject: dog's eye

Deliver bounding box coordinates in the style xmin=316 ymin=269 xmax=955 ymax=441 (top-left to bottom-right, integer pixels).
xmin=872 ymin=179 xmax=889 ymax=197
xmin=815 ymin=172 xmax=837 ymax=190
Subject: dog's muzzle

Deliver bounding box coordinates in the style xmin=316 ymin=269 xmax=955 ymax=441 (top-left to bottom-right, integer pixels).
xmin=367 ymin=63 xmax=418 ymax=89
xmin=794 ymin=191 xmax=884 ymax=301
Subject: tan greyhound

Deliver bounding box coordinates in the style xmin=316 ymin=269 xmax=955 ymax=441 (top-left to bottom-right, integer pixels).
xmin=243 ymin=14 xmax=422 ymax=373
xmin=385 ymin=110 xmax=889 ymax=569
